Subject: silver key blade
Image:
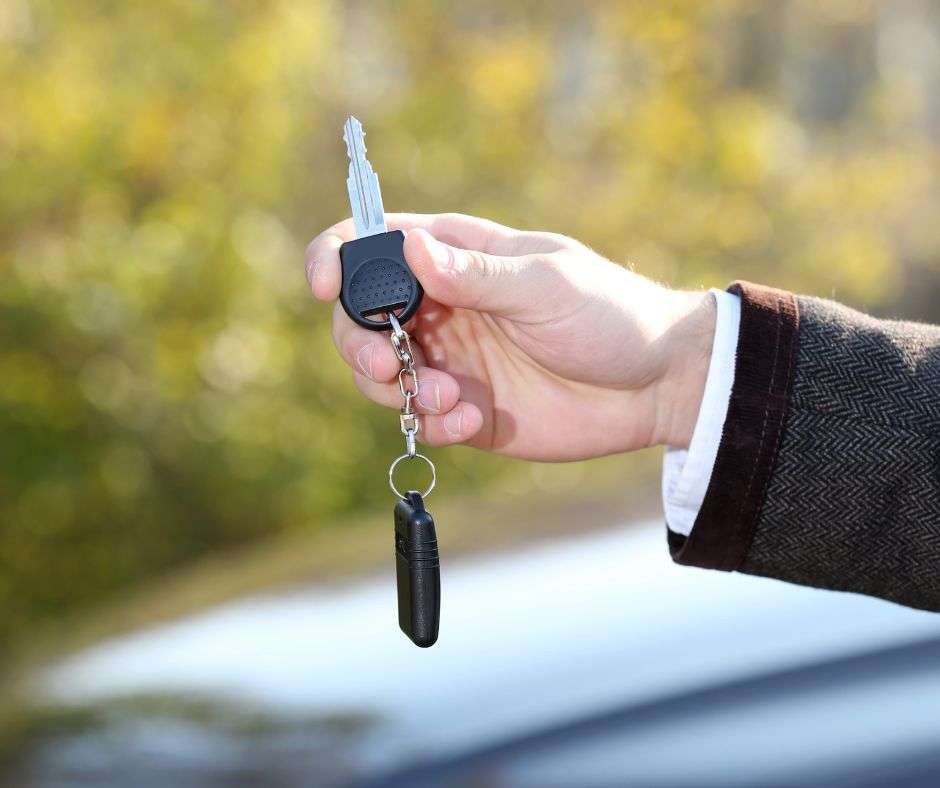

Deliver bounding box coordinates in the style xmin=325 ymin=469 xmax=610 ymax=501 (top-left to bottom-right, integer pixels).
xmin=343 ymin=116 xmax=387 ymax=238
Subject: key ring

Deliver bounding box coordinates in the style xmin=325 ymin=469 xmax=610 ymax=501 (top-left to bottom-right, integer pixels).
xmin=388 ymin=452 xmax=436 ymax=499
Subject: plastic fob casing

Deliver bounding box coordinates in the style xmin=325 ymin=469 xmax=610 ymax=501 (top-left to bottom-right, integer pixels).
xmin=340 ymin=230 xmax=423 ymax=331
xmin=394 ymin=491 xmax=440 ymax=647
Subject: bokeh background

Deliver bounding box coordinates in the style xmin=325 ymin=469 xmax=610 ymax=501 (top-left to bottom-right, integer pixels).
xmin=4 ymin=1 xmax=940 ymax=784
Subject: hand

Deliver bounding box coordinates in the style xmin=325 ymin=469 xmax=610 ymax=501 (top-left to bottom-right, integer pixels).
xmin=305 ymin=213 xmax=715 ymax=461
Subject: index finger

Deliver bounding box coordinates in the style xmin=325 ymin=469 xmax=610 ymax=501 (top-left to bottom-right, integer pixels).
xmin=304 ymin=218 xmax=355 ymax=301
xmin=304 ymin=213 xmax=522 ymax=301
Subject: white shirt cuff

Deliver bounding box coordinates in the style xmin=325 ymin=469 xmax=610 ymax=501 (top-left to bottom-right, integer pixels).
xmin=662 ymin=288 xmax=742 ymax=536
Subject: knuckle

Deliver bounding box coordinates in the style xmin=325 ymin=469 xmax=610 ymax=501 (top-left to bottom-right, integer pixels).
xmin=541 ymin=231 xmax=575 ymax=250
xmin=426 ymin=213 xmax=469 ymax=247
xmin=306 ymin=232 xmax=338 ymax=262
xmin=540 ymin=251 xmax=570 ymax=278
xmin=471 ymin=249 xmax=501 ymax=280
xmin=442 ymin=242 xmax=460 ymax=274
xmin=436 ymin=211 xmax=467 ymax=226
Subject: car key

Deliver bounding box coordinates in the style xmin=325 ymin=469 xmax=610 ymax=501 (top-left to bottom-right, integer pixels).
xmin=394 ymin=490 xmax=441 ymax=648
xmin=336 ymin=117 xmax=442 ymax=647
xmin=340 ymin=116 xmax=423 ymax=331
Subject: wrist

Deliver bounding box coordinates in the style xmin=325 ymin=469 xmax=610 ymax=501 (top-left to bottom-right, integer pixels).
xmin=652 ymin=290 xmax=717 ymax=449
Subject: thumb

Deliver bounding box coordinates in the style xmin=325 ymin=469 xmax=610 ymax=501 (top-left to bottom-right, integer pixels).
xmin=403 ymin=228 xmax=549 ymax=315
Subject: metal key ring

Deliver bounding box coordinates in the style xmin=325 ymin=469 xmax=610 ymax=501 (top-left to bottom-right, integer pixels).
xmin=388 ymin=452 xmax=436 ymax=499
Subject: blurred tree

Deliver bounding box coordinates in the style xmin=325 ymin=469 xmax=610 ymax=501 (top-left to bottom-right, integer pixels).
xmin=1 ymin=0 xmax=939 ymax=654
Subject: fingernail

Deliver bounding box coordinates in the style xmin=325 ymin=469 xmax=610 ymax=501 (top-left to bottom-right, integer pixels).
xmin=356 ymin=343 xmax=375 ymax=380
xmin=304 ymin=256 xmax=318 ymax=286
xmin=417 ymin=380 xmax=440 ymax=413
xmin=443 ymin=409 xmax=463 ymax=437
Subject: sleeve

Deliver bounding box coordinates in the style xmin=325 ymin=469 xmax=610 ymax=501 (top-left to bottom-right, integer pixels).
xmin=669 ymin=281 xmax=940 ymax=613
xmin=663 ymin=289 xmax=741 ymax=537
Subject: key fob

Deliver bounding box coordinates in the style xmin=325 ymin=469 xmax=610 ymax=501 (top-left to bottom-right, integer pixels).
xmin=394 ymin=491 xmax=440 ymax=647
xmin=340 ymin=230 xmax=423 ymax=331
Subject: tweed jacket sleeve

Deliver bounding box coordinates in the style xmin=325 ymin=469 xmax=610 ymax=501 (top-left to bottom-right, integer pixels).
xmin=669 ymin=281 xmax=940 ymax=612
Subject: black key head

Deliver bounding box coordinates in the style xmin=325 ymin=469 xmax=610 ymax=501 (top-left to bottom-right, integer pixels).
xmin=340 ymin=230 xmax=423 ymax=331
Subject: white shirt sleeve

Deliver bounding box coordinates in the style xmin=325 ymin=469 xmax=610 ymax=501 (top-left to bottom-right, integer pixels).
xmin=662 ymin=288 xmax=742 ymax=536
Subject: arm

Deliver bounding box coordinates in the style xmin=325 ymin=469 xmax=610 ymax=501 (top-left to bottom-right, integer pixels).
xmin=674 ymin=282 xmax=940 ymax=612
xmin=305 ymin=214 xmax=940 ymax=611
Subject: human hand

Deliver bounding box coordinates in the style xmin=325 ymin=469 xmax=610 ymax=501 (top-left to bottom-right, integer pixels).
xmin=305 ymin=213 xmax=715 ymax=461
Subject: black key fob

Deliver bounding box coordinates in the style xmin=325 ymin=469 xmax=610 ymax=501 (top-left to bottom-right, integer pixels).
xmin=340 ymin=230 xmax=423 ymax=331
xmin=394 ymin=491 xmax=440 ymax=647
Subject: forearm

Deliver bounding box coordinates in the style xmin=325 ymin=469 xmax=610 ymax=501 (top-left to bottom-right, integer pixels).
xmin=668 ymin=283 xmax=940 ymax=611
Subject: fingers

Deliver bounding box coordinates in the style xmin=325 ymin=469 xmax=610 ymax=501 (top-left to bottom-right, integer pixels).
xmin=337 ymin=304 xmax=482 ymax=445
xmin=352 ymin=366 xmax=460 ymax=416
xmin=305 ymin=214 xmax=511 ymax=450
xmin=420 ymin=401 xmax=484 ymax=447
xmin=331 ymin=303 xmax=423 ymax=383
xmin=304 ymin=218 xmax=353 ymax=301
xmin=304 ymin=213 xmax=524 ymax=301
xmin=387 ymin=213 xmax=520 ymax=255
xmin=353 ymin=368 xmax=485 ymax=447
xmin=403 ymin=228 xmax=561 ymax=316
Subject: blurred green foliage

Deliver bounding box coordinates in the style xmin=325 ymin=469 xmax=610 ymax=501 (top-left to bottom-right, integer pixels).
xmin=2 ymin=0 xmax=939 ymax=653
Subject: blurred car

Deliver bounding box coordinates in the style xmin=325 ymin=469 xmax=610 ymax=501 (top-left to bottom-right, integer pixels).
xmin=16 ymin=521 xmax=940 ymax=787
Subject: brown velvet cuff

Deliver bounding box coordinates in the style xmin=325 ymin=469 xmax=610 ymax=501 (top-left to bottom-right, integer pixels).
xmin=669 ymin=281 xmax=800 ymax=571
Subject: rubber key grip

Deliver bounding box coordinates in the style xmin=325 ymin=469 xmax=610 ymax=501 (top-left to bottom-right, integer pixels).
xmin=339 ymin=230 xmax=423 ymax=330
xmin=394 ymin=491 xmax=440 ymax=648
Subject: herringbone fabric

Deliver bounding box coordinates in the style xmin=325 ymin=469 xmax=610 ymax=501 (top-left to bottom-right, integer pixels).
xmin=740 ymin=295 xmax=940 ymax=610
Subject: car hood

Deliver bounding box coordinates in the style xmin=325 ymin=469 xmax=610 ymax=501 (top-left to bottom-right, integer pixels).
xmin=40 ymin=520 xmax=940 ymax=780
